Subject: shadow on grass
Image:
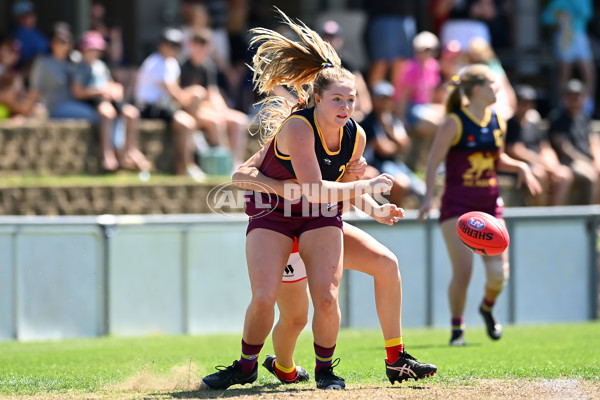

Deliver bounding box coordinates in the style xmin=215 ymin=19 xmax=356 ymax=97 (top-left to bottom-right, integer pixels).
xmin=167 ymin=382 xmax=434 ymax=398
xmin=168 ymin=384 xmax=309 ymax=399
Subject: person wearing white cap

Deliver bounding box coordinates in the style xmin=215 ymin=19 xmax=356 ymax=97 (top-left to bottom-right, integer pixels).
xmin=134 ymin=27 xmax=206 ymax=181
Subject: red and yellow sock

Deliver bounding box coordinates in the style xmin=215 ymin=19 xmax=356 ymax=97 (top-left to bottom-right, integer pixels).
xmin=274 ymin=360 xmax=297 ymax=382
xmin=385 ymin=337 xmax=404 ymax=364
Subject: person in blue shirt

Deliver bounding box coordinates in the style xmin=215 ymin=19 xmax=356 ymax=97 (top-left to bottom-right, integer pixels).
xmin=11 ymin=1 xmax=49 ymax=73
xmin=541 ymin=0 xmax=595 ymax=116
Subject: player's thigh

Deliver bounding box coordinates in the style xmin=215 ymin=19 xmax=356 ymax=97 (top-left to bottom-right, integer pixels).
xmin=277 ymin=280 xmax=310 ymax=323
xmin=341 ymin=222 xmax=398 ymax=276
xmin=298 ymin=226 xmax=343 ymax=292
xmin=246 ymin=228 xmax=294 ymax=294
xmin=440 ymin=218 xmax=474 ymax=274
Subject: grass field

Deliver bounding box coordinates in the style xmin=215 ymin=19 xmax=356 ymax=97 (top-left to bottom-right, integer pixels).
xmin=1 ymin=322 xmax=599 ymax=399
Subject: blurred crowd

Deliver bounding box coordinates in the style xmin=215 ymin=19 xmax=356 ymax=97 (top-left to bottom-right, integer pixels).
xmin=1 ymin=0 xmax=599 ymax=206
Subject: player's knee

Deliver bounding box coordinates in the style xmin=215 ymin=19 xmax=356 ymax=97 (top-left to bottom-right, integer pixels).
xmin=251 ymin=290 xmax=278 ymax=312
xmin=487 ymin=262 xmax=509 ymax=291
xmin=279 ymin=313 xmax=309 ymax=333
xmin=312 ymin=291 xmax=339 ymax=315
xmin=450 ymin=271 xmax=471 ymax=289
xmin=374 ymin=251 xmax=400 ymax=281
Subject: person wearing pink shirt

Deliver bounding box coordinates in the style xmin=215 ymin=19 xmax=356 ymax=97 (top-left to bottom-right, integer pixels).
xmin=393 ymin=31 xmax=445 ymax=169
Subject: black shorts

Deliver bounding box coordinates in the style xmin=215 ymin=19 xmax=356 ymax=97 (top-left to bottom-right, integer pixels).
xmin=86 ymin=99 xmax=127 ymax=114
xmin=138 ymin=104 xmax=175 ymax=123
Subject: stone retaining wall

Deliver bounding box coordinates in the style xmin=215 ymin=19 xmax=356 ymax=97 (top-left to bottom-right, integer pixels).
xmin=0 ymin=119 xmax=177 ymax=176
xmin=0 ymin=119 xmax=532 ymax=215
xmin=0 ymin=184 xmax=246 ymax=216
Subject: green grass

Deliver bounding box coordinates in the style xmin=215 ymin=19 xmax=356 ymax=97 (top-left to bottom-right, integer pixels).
xmin=0 ymin=322 xmax=598 ymax=395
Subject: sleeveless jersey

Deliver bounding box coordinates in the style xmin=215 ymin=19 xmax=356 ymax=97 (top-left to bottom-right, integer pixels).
xmin=439 ymin=106 xmax=505 ymax=222
xmin=246 ymin=106 xmax=360 ymax=217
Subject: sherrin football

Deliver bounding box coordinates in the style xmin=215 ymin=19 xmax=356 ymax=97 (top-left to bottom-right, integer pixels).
xmin=456 ymin=211 xmax=510 ymax=256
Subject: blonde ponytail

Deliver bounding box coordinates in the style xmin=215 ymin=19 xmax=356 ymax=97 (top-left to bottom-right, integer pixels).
xmin=249 ymin=8 xmax=354 ymax=144
xmin=444 ymin=64 xmax=493 ymax=114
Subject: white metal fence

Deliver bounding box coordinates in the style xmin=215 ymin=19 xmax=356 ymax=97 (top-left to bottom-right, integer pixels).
xmin=0 ymin=207 xmax=597 ymax=341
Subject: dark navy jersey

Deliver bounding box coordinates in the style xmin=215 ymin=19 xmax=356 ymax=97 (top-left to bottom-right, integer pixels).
xmin=271 ymin=107 xmax=360 ymax=182
xmin=246 ymin=106 xmax=360 ymax=217
xmin=439 ymin=106 xmax=505 ymax=222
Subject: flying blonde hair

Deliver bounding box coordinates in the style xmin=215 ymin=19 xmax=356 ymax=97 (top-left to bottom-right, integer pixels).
xmin=249 ymin=8 xmax=355 ymax=144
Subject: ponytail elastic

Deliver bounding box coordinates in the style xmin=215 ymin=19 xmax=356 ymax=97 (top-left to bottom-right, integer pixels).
xmin=321 ymin=60 xmax=335 ymax=69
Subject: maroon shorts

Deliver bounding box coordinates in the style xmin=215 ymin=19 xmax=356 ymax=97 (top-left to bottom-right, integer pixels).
xmin=246 ymin=210 xmax=343 ymax=239
xmin=439 ymin=195 xmax=503 ymax=223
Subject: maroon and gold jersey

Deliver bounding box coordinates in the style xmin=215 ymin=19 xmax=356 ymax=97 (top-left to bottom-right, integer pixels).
xmin=246 ymin=106 xmax=360 ymax=217
xmin=439 ymin=106 xmax=505 ymax=223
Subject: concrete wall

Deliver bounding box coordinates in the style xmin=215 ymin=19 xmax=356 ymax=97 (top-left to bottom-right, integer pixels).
xmin=0 ymin=207 xmax=597 ymax=341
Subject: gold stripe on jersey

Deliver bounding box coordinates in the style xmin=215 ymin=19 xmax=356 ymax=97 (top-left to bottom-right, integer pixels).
xmin=272 ymin=115 xmax=313 ymax=161
xmin=497 ymin=112 xmax=506 ymax=133
xmin=351 ymin=125 xmax=362 ymax=160
xmin=461 ymin=105 xmax=491 ymax=127
xmin=449 ymin=113 xmax=463 ymax=146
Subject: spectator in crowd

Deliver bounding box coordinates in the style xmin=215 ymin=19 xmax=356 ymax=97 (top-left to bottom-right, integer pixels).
xmin=134 ymin=27 xmax=205 ymax=181
xmin=428 ymin=0 xmax=452 ymax=38
xmin=180 ymin=28 xmax=249 ymax=169
xmin=436 ymin=0 xmax=496 ymax=49
xmin=320 ymin=19 xmax=372 ymax=123
xmin=541 ymin=0 xmax=595 ymax=117
xmin=439 ymin=39 xmax=464 ymax=86
xmin=11 ymin=0 xmax=49 ymax=74
xmin=72 ymin=31 xmax=151 ymax=172
xmin=226 ymin=0 xmax=251 ymax=110
xmin=394 ymin=31 xmax=444 ymax=141
xmin=505 ymin=84 xmax=573 ymax=206
xmin=364 ymin=0 xmax=416 ymax=86
xmin=0 ymin=35 xmax=43 ymax=120
xmin=362 ymin=80 xmax=425 ymax=208
xmin=29 ymin=23 xmax=98 ymax=124
xmin=463 ymin=37 xmax=516 ymax=120
xmin=547 ymin=79 xmax=600 ymax=204
xmin=88 ymin=1 xmax=135 ymax=101
xmin=179 ymin=1 xmax=230 ymax=85
xmin=89 ymin=1 xmax=124 ymax=68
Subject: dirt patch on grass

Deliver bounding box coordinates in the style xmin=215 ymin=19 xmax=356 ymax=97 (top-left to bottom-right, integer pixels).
xmin=1 ymin=379 xmax=599 ymax=400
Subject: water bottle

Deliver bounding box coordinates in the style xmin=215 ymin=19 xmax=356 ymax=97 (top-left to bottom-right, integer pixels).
xmin=111 ymin=117 xmax=126 ymax=150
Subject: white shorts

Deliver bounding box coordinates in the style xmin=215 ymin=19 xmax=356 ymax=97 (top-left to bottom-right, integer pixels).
xmin=282 ymin=251 xmax=307 ymax=283
xmin=440 ymin=19 xmax=491 ymax=49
